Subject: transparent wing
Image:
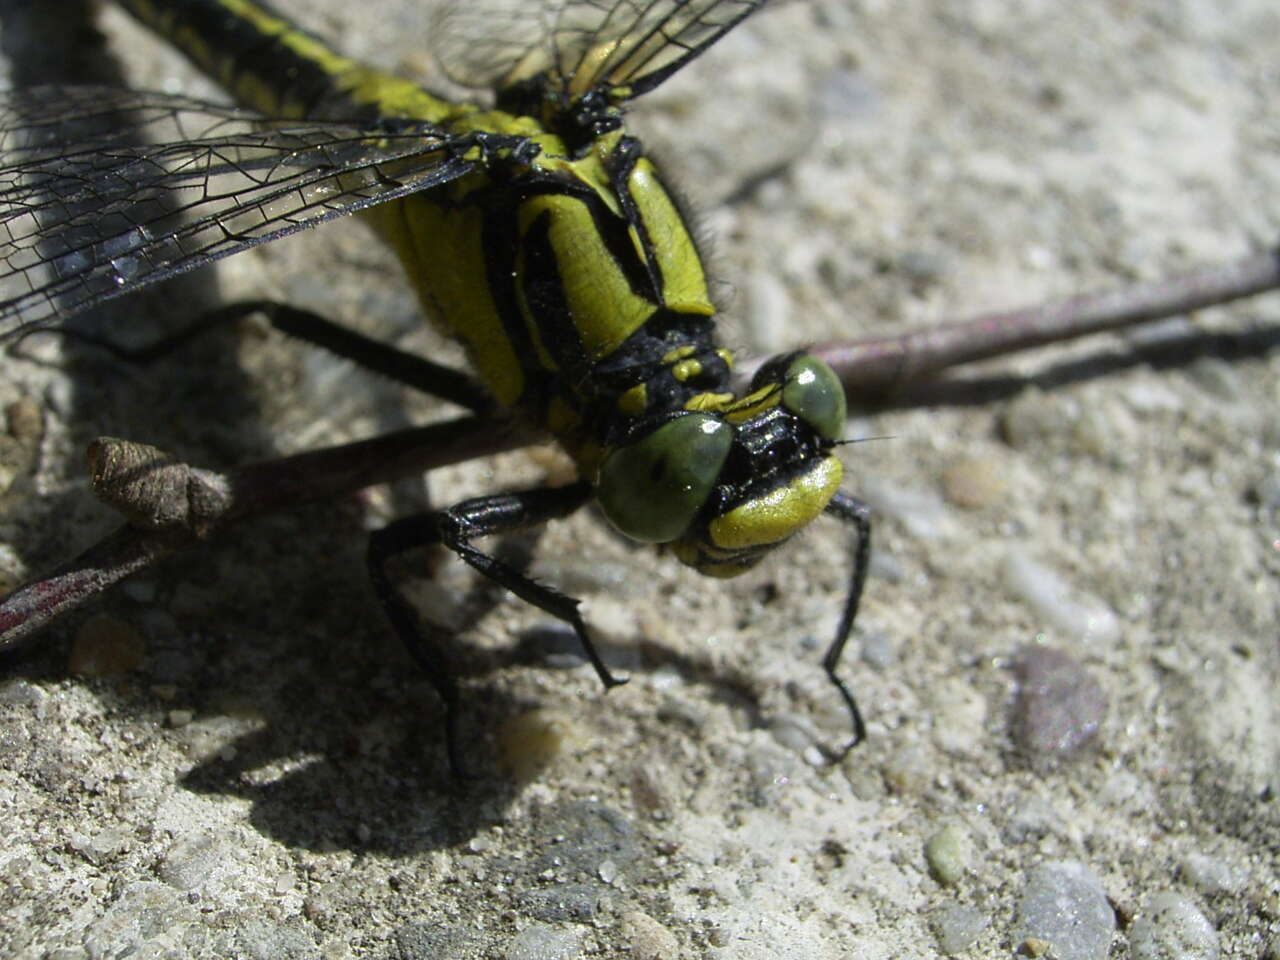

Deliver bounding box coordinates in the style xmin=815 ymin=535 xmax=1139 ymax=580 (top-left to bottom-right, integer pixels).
xmin=0 ymin=87 xmax=476 ymax=336
xmin=432 ymin=0 xmax=767 ymax=99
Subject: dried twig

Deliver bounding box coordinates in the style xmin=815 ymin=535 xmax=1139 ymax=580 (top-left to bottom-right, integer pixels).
xmin=2 ymin=246 xmax=1277 ymax=645
xmin=0 ymin=417 xmax=533 ymax=647
xmin=811 ymin=246 xmax=1280 ymax=402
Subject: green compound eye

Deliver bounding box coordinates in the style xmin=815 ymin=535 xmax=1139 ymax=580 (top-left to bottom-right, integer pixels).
xmin=782 ymin=354 xmax=846 ymax=442
xmin=596 ymin=414 xmax=733 ymax=543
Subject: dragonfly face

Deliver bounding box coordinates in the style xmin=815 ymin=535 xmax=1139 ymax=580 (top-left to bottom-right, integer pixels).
xmin=597 ymin=351 xmax=849 ymax=578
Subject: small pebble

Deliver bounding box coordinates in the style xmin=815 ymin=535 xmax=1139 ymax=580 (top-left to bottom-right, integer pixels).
xmin=860 ymin=477 xmax=955 ymax=540
xmin=998 ymin=390 xmax=1075 ymax=450
xmin=1122 ymin=379 xmax=1184 ymax=414
xmin=1178 ymin=852 xmax=1243 ymax=896
xmin=505 ymin=923 xmax=581 ymax=960
xmin=941 ymin=457 xmax=1007 ymax=509
xmin=82 ymin=882 xmax=197 ymax=959
xmin=860 ymin=630 xmax=896 ymax=669
xmin=517 ymin=884 xmax=605 ymax=924
xmin=70 ymin=826 xmax=131 ymax=865
xmin=896 ymin=249 xmax=947 ymax=292
xmin=924 ymin=823 xmax=968 ymax=886
xmin=1002 ymin=796 xmax=1063 ymax=844
xmin=931 ymin=903 xmax=988 ymax=954
xmin=1001 ymin=549 xmax=1120 ymax=645
xmin=498 ymin=710 xmax=579 ymax=781
xmin=629 ymin=755 xmax=674 ymax=816
xmin=157 ymin=835 xmax=224 ymax=892
xmin=621 ymin=910 xmax=680 ymax=960
xmin=769 ymin=713 xmax=820 ymax=753
xmin=1012 ymin=646 xmax=1107 ymax=769
xmin=1013 ymin=861 xmax=1113 ymax=960
xmin=1129 ymin=892 xmax=1219 ymax=960
xmin=882 ymin=745 xmax=934 ymax=796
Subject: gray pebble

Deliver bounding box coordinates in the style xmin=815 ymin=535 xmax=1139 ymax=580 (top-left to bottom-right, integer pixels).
xmin=1128 ymin=892 xmax=1219 ymax=960
xmin=1178 ymin=852 xmax=1243 ymax=896
xmin=506 ymin=923 xmax=582 ymax=960
xmin=1002 ymin=550 xmax=1120 ymax=645
xmin=1002 ymin=795 xmax=1064 ymax=844
xmin=860 ymin=477 xmax=955 ymax=540
xmin=517 ymin=883 xmax=607 ymax=923
xmin=532 ymin=803 xmax=638 ymax=879
xmin=998 ymin=389 xmax=1075 ymax=450
xmin=393 ymin=924 xmax=479 ymax=960
xmin=1012 ymin=645 xmax=1108 ymax=769
xmin=860 ymin=629 xmax=896 ymax=669
xmin=931 ymin=903 xmax=988 ymax=954
xmin=157 ymin=834 xmax=225 ymax=892
xmin=69 ymin=826 xmax=131 ymax=865
xmin=81 ymin=881 xmax=197 ymax=960
xmin=1013 ymin=861 xmax=1114 ymax=960
xmin=231 ymin=919 xmax=317 ymax=960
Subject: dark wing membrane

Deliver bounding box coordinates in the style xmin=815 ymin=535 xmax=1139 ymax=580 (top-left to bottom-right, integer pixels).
xmin=0 ymin=87 xmax=473 ymax=336
xmin=431 ymin=0 xmax=766 ymax=99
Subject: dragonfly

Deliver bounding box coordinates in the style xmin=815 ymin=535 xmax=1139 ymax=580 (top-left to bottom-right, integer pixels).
xmin=0 ymin=0 xmax=874 ymax=774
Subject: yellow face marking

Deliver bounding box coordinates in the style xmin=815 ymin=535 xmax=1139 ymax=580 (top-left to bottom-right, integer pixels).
xmin=684 ymin=392 xmax=736 ymax=413
xmin=669 ymin=541 xmax=761 ymax=579
xmin=709 ymin=456 xmax=844 ymax=550
xmin=723 ymin=385 xmax=783 ymax=425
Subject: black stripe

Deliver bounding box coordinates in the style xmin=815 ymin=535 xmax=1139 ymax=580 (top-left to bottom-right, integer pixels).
xmin=122 ymin=0 xmax=375 ymax=121
xmin=479 ymin=195 xmax=556 ymax=419
xmin=518 ymin=208 xmax=592 ymax=384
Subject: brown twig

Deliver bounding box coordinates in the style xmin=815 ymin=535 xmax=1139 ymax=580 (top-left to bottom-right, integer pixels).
xmin=2 ymin=246 xmax=1277 ymax=645
xmin=0 ymin=417 xmax=534 ymax=648
xmin=810 ymin=246 xmax=1280 ymax=402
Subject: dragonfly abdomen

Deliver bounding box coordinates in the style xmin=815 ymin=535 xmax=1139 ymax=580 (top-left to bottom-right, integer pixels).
xmin=118 ymin=0 xmax=455 ymax=123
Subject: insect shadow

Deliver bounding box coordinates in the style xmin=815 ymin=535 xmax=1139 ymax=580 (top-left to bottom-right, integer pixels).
xmin=0 ymin=1 xmax=533 ymax=843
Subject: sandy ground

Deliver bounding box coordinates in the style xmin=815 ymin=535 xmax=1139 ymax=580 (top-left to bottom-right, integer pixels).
xmin=1 ymin=0 xmax=1277 ymax=957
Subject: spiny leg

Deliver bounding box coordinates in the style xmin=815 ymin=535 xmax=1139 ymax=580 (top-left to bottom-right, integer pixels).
xmin=366 ymin=481 xmax=623 ymax=776
xmin=821 ymin=491 xmax=873 ymax=757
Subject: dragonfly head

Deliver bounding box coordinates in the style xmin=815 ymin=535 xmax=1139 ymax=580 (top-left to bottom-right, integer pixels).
xmin=595 ymin=352 xmax=848 ymax=577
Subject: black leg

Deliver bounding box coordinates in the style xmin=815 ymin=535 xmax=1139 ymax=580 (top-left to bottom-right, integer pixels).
xmin=367 ymin=481 xmax=622 ymax=776
xmin=20 ymin=298 xmax=495 ymax=414
xmin=821 ymin=491 xmax=873 ymax=757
